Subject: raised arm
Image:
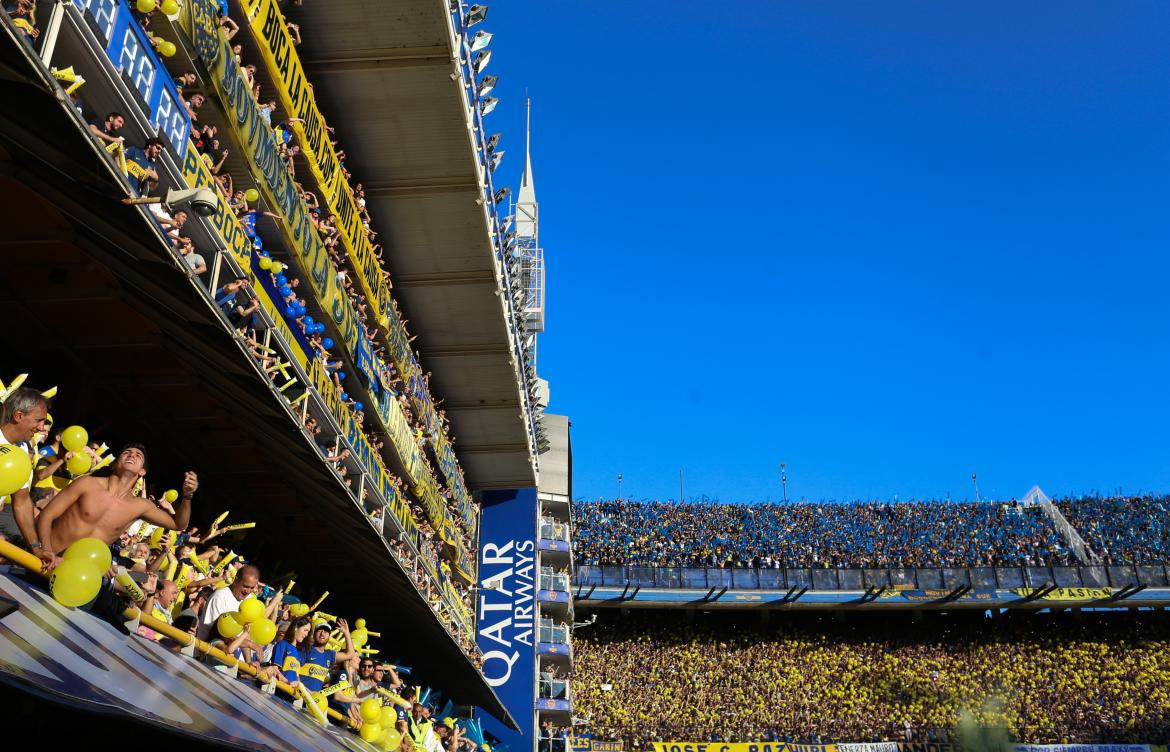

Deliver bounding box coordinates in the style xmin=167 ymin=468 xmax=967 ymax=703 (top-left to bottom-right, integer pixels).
xmin=334 ymin=617 xmax=356 ymax=663
xmin=138 ymin=471 xmax=197 ymax=530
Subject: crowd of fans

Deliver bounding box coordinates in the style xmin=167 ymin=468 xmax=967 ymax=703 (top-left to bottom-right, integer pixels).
xmin=4 ymin=0 xmax=484 ymax=647
xmin=3 ymin=0 xmax=478 ymax=596
xmin=0 ymin=383 xmax=483 ymax=747
xmin=572 ymin=611 xmax=1170 ymax=746
xmin=1057 ymin=496 xmax=1170 ymax=565
xmin=573 ymin=499 xmax=1074 ymax=569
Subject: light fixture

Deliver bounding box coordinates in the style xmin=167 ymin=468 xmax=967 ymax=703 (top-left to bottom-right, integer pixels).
xmin=504 ymin=229 xmax=516 ymax=244
xmin=493 ymin=187 xmax=511 ymax=204
xmin=472 ymin=50 xmax=492 ymax=74
xmin=479 ymin=96 xmax=499 ymax=115
xmin=489 ymin=150 xmax=505 ymax=170
xmin=470 ymin=30 xmax=492 ymax=52
xmin=478 ymin=74 xmax=498 ymax=97
xmin=501 ymin=215 xmax=513 ymax=232
xmin=486 ymin=133 xmax=501 ymax=153
xmin=466 ymin=4 xmax=488 ymax=27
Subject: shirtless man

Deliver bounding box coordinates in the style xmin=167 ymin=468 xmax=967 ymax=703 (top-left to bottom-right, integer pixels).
xmin=34 ymin=444 xmax=197 ymax=570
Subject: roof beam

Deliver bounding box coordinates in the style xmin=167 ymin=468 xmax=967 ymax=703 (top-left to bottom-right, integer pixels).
xmin=362 ymin=177 xmax=479 ymax=199
xmin=302 ymin=45 xmax=450 ymax=74
xmin=396 ymin=270 xmax=496 ymax=288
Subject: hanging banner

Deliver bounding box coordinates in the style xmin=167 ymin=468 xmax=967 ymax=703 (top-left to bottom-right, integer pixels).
xmin=1009 ymin=587 xmax=1113 ymax=601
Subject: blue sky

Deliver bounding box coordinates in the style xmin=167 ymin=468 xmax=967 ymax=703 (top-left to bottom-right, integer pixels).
xmin=486 ymin=1 xmax=1170 ymax=503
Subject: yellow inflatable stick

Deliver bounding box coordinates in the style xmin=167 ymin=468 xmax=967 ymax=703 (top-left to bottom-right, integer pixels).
xmin=216 ymin=522 xmax=257 ymax=533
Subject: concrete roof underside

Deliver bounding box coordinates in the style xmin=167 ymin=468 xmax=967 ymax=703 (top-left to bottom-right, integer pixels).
xmin=290 ymin=0 xmax=536 ymax=491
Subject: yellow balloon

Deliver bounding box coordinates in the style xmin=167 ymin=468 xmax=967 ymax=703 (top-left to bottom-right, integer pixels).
xmin=163 ymin=489 xmax=179 ymax=503
xmin=315 ymin=694 xmax=328 ymax=712
xmin=160 ymin=0 xmax=178 ymax=13
xmin=269 ymin=261 xmax=283 ymax=274
xmin=63 ymin=538 xmax=112 ymax=573
xmin=217 ymin=611 xmax=244 ymax=639
xmin=354 ymin=618 xmax=367 ymax=629
xmin=0 ymin=444 xmax=32 ymax=496
xmin=351 ymin=628 xmax=369 ymax=648
xmin=238 ymin=597 xmax=265 ymax=624
xmin=50 ymin=559 xmax=103 ymax=607
xmin=249 ymin=617 xmax=277 ymax=645
xmin=136 ymin=0 xmax=156 ymax=12
xmin=159 ymin=41 xmax=177 ymax=58
xmin=360 ymin=723 xmax=382 ymax=743
xmin=66 ymin=451 xmax=92 ymax=476
xmin=379 ymin=706 xmax=397 ymax=728
xmin=150 ymin=527 xmax=165 ymax=547
xmin=289 ymin=603 xmax=310 ymax=617
xmin=61 ymin=425 xmax=88 ymax=453
xmin=360 ymin=697 xmax=382 ymax=723
xmin=380 ymin=726 xmax=403 ymax=751
xmin=244 ymin=188 xmax=260 ymax=203
xmin=257 ymin=254 xmax=272 ymax=270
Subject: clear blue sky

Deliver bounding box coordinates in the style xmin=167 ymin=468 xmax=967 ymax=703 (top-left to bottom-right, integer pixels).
xmin=486 ymin=1 xmax=1170 ymax=503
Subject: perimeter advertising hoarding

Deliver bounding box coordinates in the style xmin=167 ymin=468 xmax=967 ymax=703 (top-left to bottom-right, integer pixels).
xmin=478 ymin=488 xmax=538 ymax=752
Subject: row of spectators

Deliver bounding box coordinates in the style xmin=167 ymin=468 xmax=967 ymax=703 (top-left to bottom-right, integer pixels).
xmin=4 ymin=0 xmax=481 ymax=644
xmin=1057 ymin=496 xmax=1170 ymax=565
xmin=573 ymin=499 xmax=1074 ymax=569
xmin=572 ymin=611 xmax=1170 ymax=745
xmin=0 ymin=384 xmax=478 ymax=747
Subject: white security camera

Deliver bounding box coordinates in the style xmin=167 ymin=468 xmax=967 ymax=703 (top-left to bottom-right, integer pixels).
xmin=164 ymin=187 xmax=219 ymax=217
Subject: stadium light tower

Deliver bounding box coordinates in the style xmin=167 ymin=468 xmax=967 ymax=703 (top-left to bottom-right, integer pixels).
xmin=617 ymin=473 xmax=623 ymax=500
xmin=780 ymin=463 xmax=788 ymax=502
xmin=971 ymin=472 xmax=981 ymax=502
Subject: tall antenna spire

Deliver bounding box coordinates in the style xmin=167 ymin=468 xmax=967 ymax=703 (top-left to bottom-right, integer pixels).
xmin=516 ymin=92 xmax=537 ymax=237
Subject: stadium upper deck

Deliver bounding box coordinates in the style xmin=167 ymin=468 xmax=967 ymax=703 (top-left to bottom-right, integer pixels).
xmin=0 ymin=0 xmax=538 ymax=736
xmin=270 ymin=0 xmax=540 ymax=490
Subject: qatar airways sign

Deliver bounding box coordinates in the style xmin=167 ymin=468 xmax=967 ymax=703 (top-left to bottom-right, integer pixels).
xmin=477 ymin=488 xmax=538 ymax=752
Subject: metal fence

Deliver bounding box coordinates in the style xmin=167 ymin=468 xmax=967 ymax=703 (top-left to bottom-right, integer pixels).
xmin=539 ymin=620 xmax=570 ymax=644
xmin=574 ymin=563 xmax=1170 ymax=591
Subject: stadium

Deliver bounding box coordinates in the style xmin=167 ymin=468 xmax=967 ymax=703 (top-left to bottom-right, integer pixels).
xmin=0 ymin=1 xmax=1166 ymax=752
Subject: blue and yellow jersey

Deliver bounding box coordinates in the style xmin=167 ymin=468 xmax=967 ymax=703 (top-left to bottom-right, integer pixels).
xmin=299 ymin=646 xmax=336 ymax=693
xmin=270 ymin=640 xmax=307 ymax=685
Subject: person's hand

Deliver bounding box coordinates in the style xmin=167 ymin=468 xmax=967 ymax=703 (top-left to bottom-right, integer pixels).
xmin=36 ymin=548 xmax=62 ymax=572
xmin=338 ymin=617 xmax=350 ymax=635
xmin=182 ymin=471 xmax=198 ymax=499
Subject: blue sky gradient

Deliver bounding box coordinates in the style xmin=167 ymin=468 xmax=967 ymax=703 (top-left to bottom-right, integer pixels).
xmin=486 ymin=2 xmax=1170 ymax=502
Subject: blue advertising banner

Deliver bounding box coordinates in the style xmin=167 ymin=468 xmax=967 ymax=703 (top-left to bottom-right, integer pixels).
xmin=477 ymin=488 xmax=538 ymax=752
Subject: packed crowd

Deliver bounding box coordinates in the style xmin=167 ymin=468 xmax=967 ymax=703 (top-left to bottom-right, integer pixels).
xmin=0 ymin=383 xmax=485 ymax=748
xmin=1057 ymin=496 xmax=1170 ymax=565
xmin=573 ymin=499 xmax=1074 ymax=569
xmin=572 ymin=611 xmax=1170 ymax=746
xmin=3 ymin=0 xmax=479 ymax=593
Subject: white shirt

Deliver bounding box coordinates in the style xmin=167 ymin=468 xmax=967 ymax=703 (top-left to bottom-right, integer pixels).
xmin=197 ymin=586 xmax=242 ymax=640
xmin=0 ymin=437 xmax=32 ymax=509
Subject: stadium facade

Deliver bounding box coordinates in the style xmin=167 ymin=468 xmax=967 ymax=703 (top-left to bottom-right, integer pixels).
xmin=0 ymin=0 xmax=558 ymax=748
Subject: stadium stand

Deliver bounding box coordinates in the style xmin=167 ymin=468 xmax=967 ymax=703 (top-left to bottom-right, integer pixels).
xmin=1057 ymin=496 xmax=1170 ymax=565
xmin=0 ymin=0 xmax=529 ymax=744
xmin=573 ymin=499 xmax=1074 ymax=569
xmin=572 ymin=610 xmax=1170 ymax=747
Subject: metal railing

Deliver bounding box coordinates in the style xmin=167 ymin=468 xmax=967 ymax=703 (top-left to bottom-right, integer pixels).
xmin=573 ymin=563 xmax=1170 ymax=591
xmin=540 ymin=570 xmax=571 ymax=592
xmin=539 ymin=677 xmax=570 ymax=701
xmin=540 ymin=519 xmax=571 ymax=543
xmin=538 ymin=621 xmax=570 ymax=644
